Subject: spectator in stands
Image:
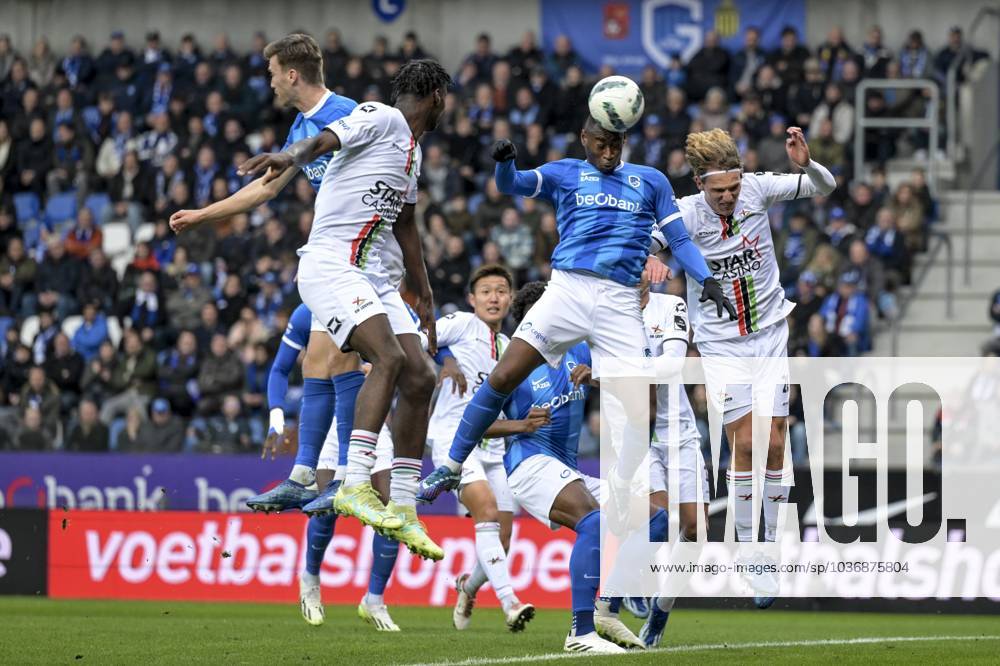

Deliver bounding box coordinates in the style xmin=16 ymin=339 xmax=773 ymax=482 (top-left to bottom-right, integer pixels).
xmin=661 ymin=87 xmax=690 ymax=150
xmin=32 ymin=240 xmax=80 ymax=320
xmin=795 ymin=312 xmax=845 ymax=357
xmin=30 ymin=308 xmax=59 ymax=365
xmin=80 ymin=339 xmax=116 ymax=403
xmin=18 ymin=365 xmax=61 ymax=439
xmin=816 ymin=26 xmax=858 ymax=82
xmin=0 ymin=237 xmax=37 ymax=316
xmin=899 ymin=30 xmax=930 ymax=79
xmin=809 ymin=84 xmax=853 ymax=145
xmin=95 ymin=30 xmax=134 ymax=86
xmin=45 ymin=332 xmax=83 ymax=414
xmin=215 ymin=273 xmax=246 ymax=328
xmin=788 ymin=271 xmax=824 ymax=350
xmin=807 ymin=117 xmax=846 ymax=173
xmin=844 ymin=238 xmax=895 ymax=319
xmin=730 ymin=26 xmax=766 ymax=101
xmin=197 ymin=333 xmax=243 ymax=416
xmin=698 ymin=86 xmax=730 ymax=132
xmin=15 ymin=117 xmax=51 ymax=196
xmin=123 ymin=397 xmax=185 ymax=453
xmin=71 ymin=301 xmax=108 ymax=361
xmin=491 ymin=208 xmax=534 ymax=285
xmin=28 ymin=37 xmax=57 ymax=88
xmin=776 ymin=212 xmax=820 ymax=286
xmin=769 ymin=25 xmax=810 ymax=86
xmin=195 ymin=394 xmax=251 ymax=454
xmin=136 ymin=111 xmax=177 ymax=168
xmin=100 ymin=327 xmax=156 ymax=423
xmin=432 ymin=235 xmax=472 ymax=311
xmin=546 ymin=34 xmax=579 ymax=80
xmin=787 ymin=57 xmax=825 ymax=130
xmin=845 ymin=182 xmax=878 ymax=231
xmin=820 ymin=270 xmax=871 ymax=356
xmin=167 ymin=264 xmax=212 ymax=333
xmin=47 ymin=120 xmax=93 ymax=198
xmin=824 ymin=206 xmax=858 ymax=254
xmin=891 ymin=183 xmax=926 ymax=252
xmin=14 ymin=406 xmax=49 ymax=450
xmin=861 ymin=25 xmax=893 ymax=78
xmin=866 ymin=206 xmax=910 ymax=283
xmin=757 ymin=115 xmax=791 ymax=172
xmin=157 ymin=329 xmax=200 ymax=416
xmin=77 ymin=248 xmax=118 ymax=315
xmin=65 ymin=397 xmax=109 ymax=451
xmin=125 ymin=270 xmax=165 ymax=333
xmin=507 ymin=30 xmax=542 ymax=82
xmin=664 ymin=148 xmax=698 ymax=197
xmin=687 ymin=30 xmax=730 ymax=101
xmin=63 ymin=207 xmax=103 ymax=260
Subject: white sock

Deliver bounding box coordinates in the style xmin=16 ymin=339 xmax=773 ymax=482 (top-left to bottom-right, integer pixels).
xmin=727 ymin=469 xmax=754 ymax=542
xmin=464 ymin=562 xmax=488 ymax=597
xmin=344 ymin=430 xmax=380 ymax=487
xmin=763 ymin=469 xmax=790 ymax=542
xmin=655 ymin=596 xmax=676 ymax=612
xmin=473 ymin=521 xmax=518 ymax=609
xmin=389 ymin=457 xmax=422 ymax=506
xmin=290 ymin=464 xmax=315 ymax=485
xmin=334 ymin=464 xmax=346 ymax=482
xmin=301 ymin=571 xmax=319 ymax=586
xmin=364 ymin=592 xmax=384 ymax=606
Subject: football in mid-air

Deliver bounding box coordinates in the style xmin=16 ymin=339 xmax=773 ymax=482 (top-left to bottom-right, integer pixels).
xmin=588 ymin=75 xmax=645 ymax=132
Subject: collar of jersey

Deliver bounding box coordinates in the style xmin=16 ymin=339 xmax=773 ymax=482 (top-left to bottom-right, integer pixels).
xmin=303 ymin=90 xmax=333 ymax=119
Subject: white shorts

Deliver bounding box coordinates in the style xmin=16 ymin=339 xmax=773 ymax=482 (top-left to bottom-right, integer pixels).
xmin=512 ymin=269 xmax=650 ymax=378
xmin=697 ymin=320 xmax=790 ymax=424
xmin=649 ymin=439 xmax=709 ymax=504
xmin=317 ymin=418 xmax=393 ymax=474
xmin=298 ymin=252 xmax=418 ymax=352
xmin=508 ymin=454 xmax=602 ymax=530
xmin=430 ymin=438 xmax=514 ymax=513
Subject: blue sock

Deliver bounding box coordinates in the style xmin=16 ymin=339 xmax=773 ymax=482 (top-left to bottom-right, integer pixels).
xmin=295 ymin=378 xmax=336 ymax=469
xmin=333 ymin=371 xmax=364 ymax=466
xmin=305 ymin=513 xmax=337 ymax=576
xmin=570 ymin=509 xmax=601 ymax=636
xmin=448 ymin=381 xmax=510 ymax=463
xmin=368 ymin=533 xmax=399 ymax=595
xmin=649 ymin=507 xmax=669 ymax=542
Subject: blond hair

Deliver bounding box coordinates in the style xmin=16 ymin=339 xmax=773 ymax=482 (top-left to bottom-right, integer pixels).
xmin=685 ymin=128 xmax=741 ymax=177
xmin=263 ymin=33 xmax=323 ymax=86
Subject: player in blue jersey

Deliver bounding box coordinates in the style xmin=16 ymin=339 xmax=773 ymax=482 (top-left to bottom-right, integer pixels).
xmin=169 ymin=34 xmax=366 ymax=512
xmin=421 ymin=117 xmax=735 ymax=524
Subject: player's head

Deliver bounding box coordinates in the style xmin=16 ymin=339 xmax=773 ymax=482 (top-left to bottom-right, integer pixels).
xmin=264 ymin=33 xmax=324 ymax=108
xmin=510 ymin=281 xmax=547 ymax=327
xmin=467 ymin=264 xmax=514 ymax=327
xmin=581 ymin=116 xmax=624 ymax=174
xmin=390 ymin=59 xmax=452 ymax=129
xmin=686 ymin=128 xmax=743 ymax=217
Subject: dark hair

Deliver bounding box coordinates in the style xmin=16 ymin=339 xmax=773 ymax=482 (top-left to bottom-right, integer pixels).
xmin=390 ymin=59 xmax=452 ymax=104
xmin=583 ymin=115 xmax=622 ymax=139
xmin=469 ymin=263 xmax=514 ymax=293
xmin=263 ymin=33 xmax=324 ymax=86
xmin=510 ymin=281 xmax=547 ymax=325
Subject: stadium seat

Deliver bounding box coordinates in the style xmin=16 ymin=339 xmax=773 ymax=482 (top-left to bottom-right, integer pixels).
xmin=135 ymin=222 xmax=156 ymax=243
xmin=106 ymin=314 xmax=123 ymax=348
xmin=84 ymin=193 xmax=112 ymax=223
xmin=13 ymin=192 xmax=41 ymax=224
xmin=61 ymin=315 xmax=84 ymax=339
xmin=44 ymin=191 xmax=78 ymax=227
xmin=110 ymin=250 xmax=133 ymax=280
xmin=20 ymin=315 xmax=39 ymax=347
xmin=102 ymin=222 xmax=131 ymax=258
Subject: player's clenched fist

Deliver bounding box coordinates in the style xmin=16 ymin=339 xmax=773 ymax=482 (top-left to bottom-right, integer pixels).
xmin=169 ymin=209 xmax=204 ymax=234
xmin=491 ymin=139 xmax=517 ymax=162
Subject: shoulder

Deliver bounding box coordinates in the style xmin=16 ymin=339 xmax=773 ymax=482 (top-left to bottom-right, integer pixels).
xmin=677 ymin=191 xmax=703 ymax=213
xmin=627 ymin=163 xmax=667 ymax=183
xmin=439 ymin=310 xmax=475 ymax=328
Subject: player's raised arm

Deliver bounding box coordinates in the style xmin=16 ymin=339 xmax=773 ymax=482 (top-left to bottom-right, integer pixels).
xmin=757 ymin=127 xmax=836 ymax=205
xmin=238 ymin=130 xmax=343 ymax=183
xmin=169 ymin=166 xmax=299 ymax=233
xmin=492 ymin=140 xmax=554 ymax=199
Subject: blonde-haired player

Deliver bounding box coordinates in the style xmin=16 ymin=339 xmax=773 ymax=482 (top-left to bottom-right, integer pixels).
xmin=676 ymin=127 xmax=835 ymax=607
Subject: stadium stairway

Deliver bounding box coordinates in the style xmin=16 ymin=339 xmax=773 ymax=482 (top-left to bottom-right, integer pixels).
xmin=872 ymin=190 xmax=1000 ymax=357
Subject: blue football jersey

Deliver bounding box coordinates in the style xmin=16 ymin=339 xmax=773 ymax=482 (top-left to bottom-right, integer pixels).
xmin=503 ymin=342 xmax=592 ymax=475
xmin=281 ymin=303 xmax=312 ymax=351
xmin=529 ymin=159 xmax=681 ymax=286
xmin=281 ymin=91 xmax=357 ymax=190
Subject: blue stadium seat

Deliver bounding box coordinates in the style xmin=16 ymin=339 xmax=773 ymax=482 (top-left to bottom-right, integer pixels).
xmin=13 ymin=192 xmax=41 ymax=224
xmin=44 ymin=191 xmax=78 ymax=227
xmin=84 ymin=192 xmax=112 ymax=223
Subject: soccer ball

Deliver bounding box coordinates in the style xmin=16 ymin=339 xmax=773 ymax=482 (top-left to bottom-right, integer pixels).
xmin=588 ymin=76 xmax=645 ymax=132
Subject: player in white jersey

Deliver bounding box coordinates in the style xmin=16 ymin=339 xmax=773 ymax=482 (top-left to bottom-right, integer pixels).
xmin=240 ymin=60 xmax=454 ymax=561
xmin=677 ymin=127 xmax=835 ymax=606
xmin=427 ymin=265 xmax=537 ymax=632
xmin=638 ymin=279 xmax=710 ymax=646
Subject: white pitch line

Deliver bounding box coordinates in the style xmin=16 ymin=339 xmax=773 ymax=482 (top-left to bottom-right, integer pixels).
xmin=402 ymin=635 xmax=1000 ymax=666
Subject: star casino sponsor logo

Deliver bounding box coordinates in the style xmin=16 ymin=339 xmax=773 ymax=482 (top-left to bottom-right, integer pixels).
xmin=709 ymin=234 xmax=764 ymax=280
xmin=574 ymin=191 xmax=640 ymax=213
xmin=362 ymin=179 xmax=405 ymax=222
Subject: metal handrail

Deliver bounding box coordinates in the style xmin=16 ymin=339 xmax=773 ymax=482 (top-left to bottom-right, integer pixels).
xmin=889 ymin=230 xmax=953 ymax=358
xmin=853 ymin=79 xmax=939 ymax=193
xmin=962 ymin=138 xmax=1000 ymax=284
xmin=945 ymin=6 xmax=1000 ymax=162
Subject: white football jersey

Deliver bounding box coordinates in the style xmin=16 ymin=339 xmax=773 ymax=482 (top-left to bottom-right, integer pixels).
xmin=678 ymin=172 xmax=819 ymax=343
xmin=428 ymin=311 xmax=509 ymax=461
xmin=301 ymin=102 xmax=421 ymax=284
xmin=643 ymin=293 xmax=702 ymax=449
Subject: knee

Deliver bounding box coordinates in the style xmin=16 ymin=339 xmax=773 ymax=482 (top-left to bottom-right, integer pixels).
xmin=327 ymin=348 xmax=360 ymax=376
xmin=400 ymin=360 xmax=435 ymax=400
xmin=302 ymin=343 xmax=326 ymax=378
xmin=374 ymin=344 xmax=406 ymax=377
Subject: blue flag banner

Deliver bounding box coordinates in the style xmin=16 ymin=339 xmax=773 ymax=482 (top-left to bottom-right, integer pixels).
xmin=541 ymin=0 xmax=806 ymax=74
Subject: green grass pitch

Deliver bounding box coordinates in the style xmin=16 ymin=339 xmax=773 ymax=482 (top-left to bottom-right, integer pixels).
xmin=1 ymin=598 xmax=998 ymax=664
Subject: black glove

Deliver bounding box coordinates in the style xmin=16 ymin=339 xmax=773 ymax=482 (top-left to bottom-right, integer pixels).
xmin=491 ymin=139 xmax=517 ymax=163
xmin=700 ymin=277 xmax=738 ymax=321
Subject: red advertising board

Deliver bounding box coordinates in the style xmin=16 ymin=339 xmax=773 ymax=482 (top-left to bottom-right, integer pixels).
xmin=48 ymin=510 xmax=574 ymax=608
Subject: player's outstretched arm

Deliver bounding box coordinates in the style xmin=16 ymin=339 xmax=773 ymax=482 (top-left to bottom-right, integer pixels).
xmin=238 ymin=130 xmax=342 ymax=184
xmin=492 ymin=140 xmax=546 ymax=198
xmin=394 ymin=204 xmax=437 ymax=354
xmin=764 ymin=127 xmax=835 ymax=202
xmin=169 ymin=167 xmax=298 ymax=233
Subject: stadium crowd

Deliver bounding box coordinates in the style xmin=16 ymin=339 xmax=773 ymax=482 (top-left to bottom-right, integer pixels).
xmin=0 ymin=24 xmax=948 ymax=452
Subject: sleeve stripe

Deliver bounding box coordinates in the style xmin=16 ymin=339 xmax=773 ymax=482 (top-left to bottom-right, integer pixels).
xmin=793 ymin=174 xmax=802 ymax=199
xmin=656 ymin=211 xmax=683 ymax=228
xmin=281 ymin=335 xmax=304 ymax=351
xmin=530 ymin=169 xmax=543 ymax=198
